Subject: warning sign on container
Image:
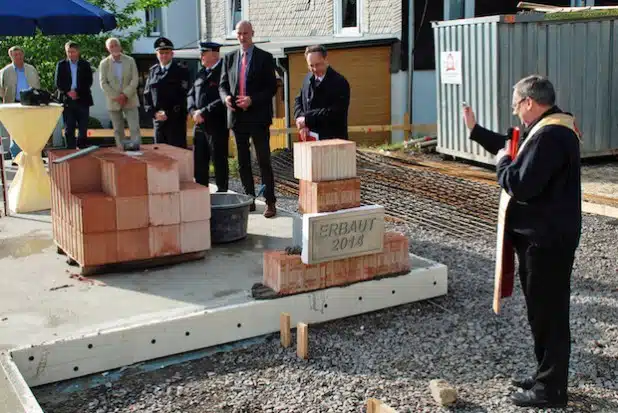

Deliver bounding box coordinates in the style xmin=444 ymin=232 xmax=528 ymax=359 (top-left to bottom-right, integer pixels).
xmin=440 ymin=51 xmax=462 ymax=84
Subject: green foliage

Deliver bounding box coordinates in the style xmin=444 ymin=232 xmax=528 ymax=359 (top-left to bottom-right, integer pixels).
xmin=543 ymin=9 xmax=618 ymax=22
xmin=88 ymin=116 xmax=103 ymax=129
xmin=0 ymin=0 xmax=174 ymax=91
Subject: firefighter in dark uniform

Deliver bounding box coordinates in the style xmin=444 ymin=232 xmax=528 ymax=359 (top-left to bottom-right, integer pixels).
xmin=187 ymin=41 xmax=229 ymax=191
xmin=143 ymin=37 xmax=190 ymax=148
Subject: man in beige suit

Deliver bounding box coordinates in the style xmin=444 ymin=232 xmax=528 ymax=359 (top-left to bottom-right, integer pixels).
xmin=0 ymin=46 xmax=40 ymax=103
xmin=98 ymin=37 xmax=141 ymax=148
xmin=0 ymin=46 xmax=41 ymax=161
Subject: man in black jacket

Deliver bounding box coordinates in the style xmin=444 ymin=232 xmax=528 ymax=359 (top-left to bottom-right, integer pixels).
xmin=219 ymin=20 xmax=278 ymax=218
xmin=294 ymin=45 xmax=350 ymax=140
xmin=144 ymin=37 xmax=191 ymax=148
xmin=463 ymin=75 xmax=581 ymax=408
xmin=54 ymin=41 xmax=93 ymax=149
xmin=187 ymin=41 xmax=229 ymax=191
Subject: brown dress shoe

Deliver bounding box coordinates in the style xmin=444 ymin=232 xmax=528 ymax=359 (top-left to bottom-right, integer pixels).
xmin=249 ymin=201 xmax=256 ymax=212
xmin=264 ymin=202 xmax=276 ymax=218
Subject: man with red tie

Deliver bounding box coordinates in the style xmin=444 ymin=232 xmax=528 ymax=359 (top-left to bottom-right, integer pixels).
xmin=219 ymin=20 xmax=278 ymax=218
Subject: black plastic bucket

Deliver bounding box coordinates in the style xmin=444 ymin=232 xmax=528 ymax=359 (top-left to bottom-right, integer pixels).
xmin=210 ymin=193 xmax=254 ymax=244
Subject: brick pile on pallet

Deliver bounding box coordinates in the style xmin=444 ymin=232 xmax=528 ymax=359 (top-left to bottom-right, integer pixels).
xmin=48 ymin=144 xmax=211 ymax=270
xmin=263 ymin=139 xmax=410 ymax=295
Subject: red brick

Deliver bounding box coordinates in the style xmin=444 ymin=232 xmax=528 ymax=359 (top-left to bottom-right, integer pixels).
xmin=347 ymin=256 xmax=364 ymax=282
xmin=324 ymin=258 xmax=351 ymax=287
xmin=361 ymin=254 xmax=378 ymax=280
xmin=70 ymin=193 xmax=116 ymax=234
xmin=379 ymin=232 xmax=411 ymax=275
xmin=180 ymin=182 xmax=211 ymax=222
xmin=149 ymin=225 xmax=181 ymax=257
xmin=298 ymin=178 xmax=361 ymax=213
xmin=96 ymin=152 xmax=148 ymax=197
xmin=142 ymin=144 xmax=194 ymax=182
xmin=57 ymin=217 xmax=118 ymax=266
xmin=148 ymin=193 xmax=181 ymax=226
xmin=115 ymin=196 xmax=149 ymax=230
xmin=48 ymin=149 xmax=102 ymax=194
xmin=263 ymin=253 xmax=304 ymax=294
xmin=180 ymin=220 xmax=211 ymax=253
xmin=78 ymin=232 xmax=118 ymax=266
xmin=304 ymin=263 xmax=325 ymax=291
xmin=138 ymin=151 xmax=180 ymax=194
xmin=117 ymin=228 xmax=150 ymax=262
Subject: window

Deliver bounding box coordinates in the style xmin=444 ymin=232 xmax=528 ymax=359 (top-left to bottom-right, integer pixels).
xmin=226 ymin=0 xmax=248 ymax=37
xmin=146 ymin=7 xmax=163 ymax=37
xmin=413 ymin=0 xmax=443 ymax=70
xmin=335 ymin=0 xmax=361 ymax=35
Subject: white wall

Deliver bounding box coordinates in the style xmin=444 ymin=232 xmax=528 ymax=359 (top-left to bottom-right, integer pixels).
xmin=131 ymin=0 xmax=200 ymax=54
xmin=91 ymin=71 xmax=112 ymax=127
xmin=89 ymin=0 xmax=200 ymax=125
xmin=390 ymin=71 xmax=407 ymax=143
xmin=412 ymin=70 xmax=437 ymax=126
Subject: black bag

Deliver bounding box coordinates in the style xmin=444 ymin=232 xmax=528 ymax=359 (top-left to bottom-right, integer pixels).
xmin=19 ymin=88 xmax=58 ymax=106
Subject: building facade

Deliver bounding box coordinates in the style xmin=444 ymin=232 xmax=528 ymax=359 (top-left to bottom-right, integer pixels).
xmin=90 ymin=0 xmax=200 ymax=127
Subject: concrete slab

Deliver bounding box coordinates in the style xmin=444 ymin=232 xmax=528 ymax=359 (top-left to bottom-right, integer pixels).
xmin=0 ymin=353 xmax=43 ymax=413
xmin=0 ymin=188 xmax=294 ymax=351
xmin=0 ymin=178 xmax=447 ymax=407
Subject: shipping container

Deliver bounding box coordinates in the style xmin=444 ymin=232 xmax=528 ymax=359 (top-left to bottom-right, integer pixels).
xmin=432 ymin=13 xmax=618 ymax=165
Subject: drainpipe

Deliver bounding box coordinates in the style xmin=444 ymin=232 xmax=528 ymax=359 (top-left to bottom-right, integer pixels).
xmin=275 ymin=57 xmax=291 ymax=149
xmin=407 ymin=0 xmax=414 ymax=143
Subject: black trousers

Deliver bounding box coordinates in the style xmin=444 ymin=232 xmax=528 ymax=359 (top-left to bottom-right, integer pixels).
xmin=232 ymin=124 xmax=276 ymax=204
xmin=193 ymin=124 xmax=229 ymax=191
xmin=154 ymin=116 xmax=187 ymax=148
xmin=63 ymin=103 xmax=89 ymax=149
xmin=511 ymin=232 xmax=576 ymax=393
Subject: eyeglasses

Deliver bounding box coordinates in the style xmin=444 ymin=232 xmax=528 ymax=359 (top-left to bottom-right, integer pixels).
xmin=512 ymin=97 xmax=526 ymax=111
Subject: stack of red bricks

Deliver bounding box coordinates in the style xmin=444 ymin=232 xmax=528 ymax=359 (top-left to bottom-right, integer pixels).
xmin=295 ymin=139 xmax=361 ymax=213
xmin=49 ymin=144 xmax=211 ymax=268
xmin=263 ymin=139 xmax=411 ymax=295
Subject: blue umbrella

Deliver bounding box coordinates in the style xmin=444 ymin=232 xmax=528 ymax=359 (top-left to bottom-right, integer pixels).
xmin=0 ymin=0 xmax=117 ymax=36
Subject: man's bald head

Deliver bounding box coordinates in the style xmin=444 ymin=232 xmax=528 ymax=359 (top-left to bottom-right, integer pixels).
xmin=235 ymin=20 xmax=254 ymax=49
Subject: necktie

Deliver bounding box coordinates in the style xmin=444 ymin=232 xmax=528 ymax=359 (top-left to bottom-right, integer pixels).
xmin=239 ymin=51 xmax=247 ymax=96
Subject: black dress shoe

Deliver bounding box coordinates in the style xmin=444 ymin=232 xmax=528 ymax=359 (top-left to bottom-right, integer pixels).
xmin=511 ymin=376 xmax=536 ymax=390
xmin=249 ymin=201 xmax=256 ymax=212
xmin=510 ymin=388 xmax=567 ymax=408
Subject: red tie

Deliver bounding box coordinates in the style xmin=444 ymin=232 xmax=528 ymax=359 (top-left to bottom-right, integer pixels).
xmin=239 ymin=51 xmax=247 ymax=96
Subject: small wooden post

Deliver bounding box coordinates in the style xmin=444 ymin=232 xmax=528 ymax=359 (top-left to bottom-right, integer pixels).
xmin=296 ymin=322 xmax=308 ymax=359
xmin=280 ymin=312 xmax=291 ymax=348
xmin=366 ymin=398 xmax=398 ymax=413
xmin=403 ymin=112 xmax=411 ymax=147
xmin=367 ymin=398 xmax=380 ymax=413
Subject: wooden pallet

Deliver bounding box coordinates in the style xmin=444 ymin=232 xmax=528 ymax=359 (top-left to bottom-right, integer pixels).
xmin=55 ymin=243 xmax=206 ymax=276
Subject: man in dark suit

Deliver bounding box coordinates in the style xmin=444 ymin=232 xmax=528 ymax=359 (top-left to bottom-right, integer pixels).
xmin=219 ymin=20 xmax=278 ymax=218
xmin=54 ymin=41 xmax=93 ymax=149
xmin=187 ymin=41 xmax=229 ymax=191
xmin=144 ymin=37 xmax=191 ymax=148
xmin=294 ymin=45 xmax=350 ymax=140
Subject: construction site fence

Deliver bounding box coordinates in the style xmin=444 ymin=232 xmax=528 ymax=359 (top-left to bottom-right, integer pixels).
xmin=82 ymin=114 xmax=428 ymax=157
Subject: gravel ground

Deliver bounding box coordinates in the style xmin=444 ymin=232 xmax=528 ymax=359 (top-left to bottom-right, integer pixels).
xmin=34 ymin=178 xmax=618 ymax=413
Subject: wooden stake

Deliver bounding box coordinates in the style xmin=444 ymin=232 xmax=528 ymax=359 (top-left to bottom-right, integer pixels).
xmin=280 ymin=312 xmax=291 ymax=348
xmin=296 ymin=322 xmax=308 ymax=359
xmin=366 ymin=398 xmax=398 ymax=413
xmin=403 ymin=112 xmax=411 ymax=145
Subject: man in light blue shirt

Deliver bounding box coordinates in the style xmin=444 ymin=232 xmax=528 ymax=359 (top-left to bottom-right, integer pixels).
xmin=0 ymin=46 xmax=40 ymax=162
xmin=54 ymin=41 xmax=94 ymax=149
xmin=14 ymin=66 xmax=30 ymax=102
